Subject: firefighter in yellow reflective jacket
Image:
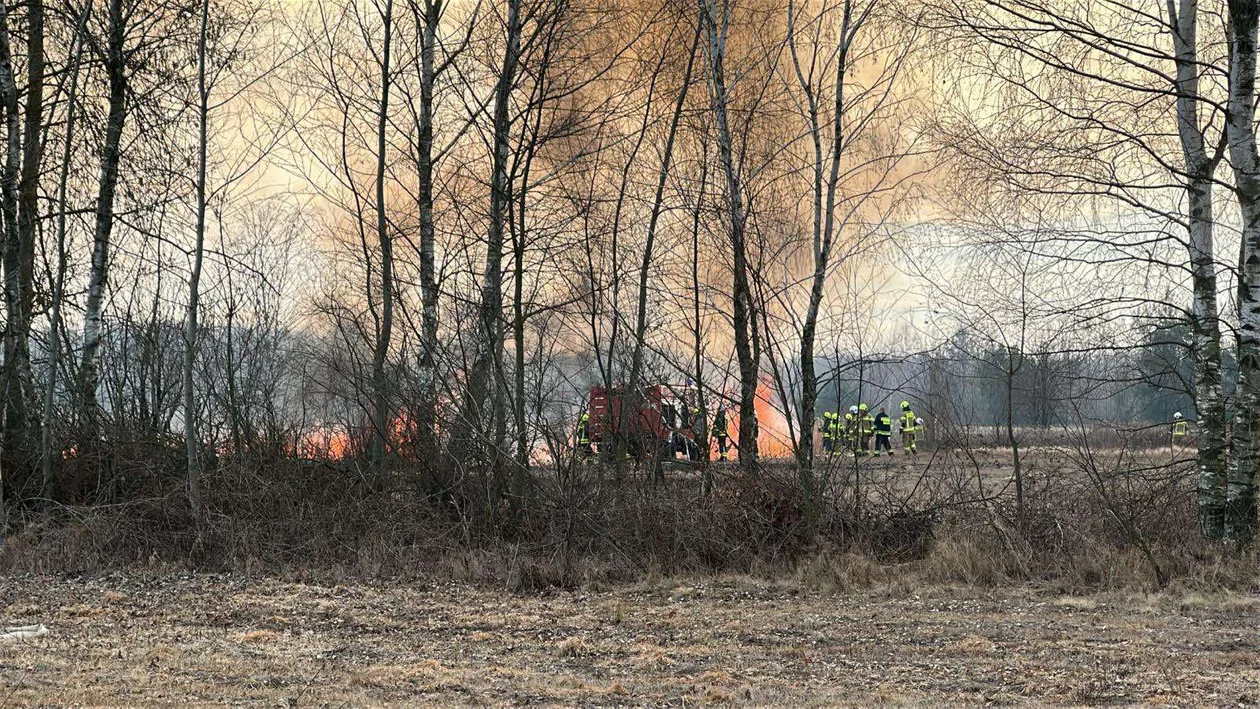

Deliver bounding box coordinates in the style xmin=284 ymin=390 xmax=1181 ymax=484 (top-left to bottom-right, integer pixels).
xmin=827 ymin=412 xmax=842 ymax=456
xmin=899 ymin=401 xmax=918 ymax=455
xmin=858 ymin=404 xmax=874 ymax=455
xmin=845 ymin=406 xmax=858 ymax=454
xmin=1171 ymin=411 xmax=1187 ymax=450
xmin=820 ymin=411 xmax=835 ymax=455
xmin=577 ymin=412 xmax=592 ymax=460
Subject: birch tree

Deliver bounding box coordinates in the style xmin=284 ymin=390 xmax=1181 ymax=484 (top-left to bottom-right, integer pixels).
xmin=784 ymin=0 xmax=920 ymax=520
xmin=78 ymin=0 xmax=131 ymax=443
xmin=929 ymin=0 xmax=1232 ymax=537
xmin=1225 ymin=0 xmax=1260 ymax=541
xmin=462 ymin=0 xmax=520 ymax=473
xmin=1167 ymin=0 xmax=1230 ymax=539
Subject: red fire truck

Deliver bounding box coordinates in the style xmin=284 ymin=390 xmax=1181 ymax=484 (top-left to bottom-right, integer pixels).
xmin=587 ymin=383 xmax=703 ymax=462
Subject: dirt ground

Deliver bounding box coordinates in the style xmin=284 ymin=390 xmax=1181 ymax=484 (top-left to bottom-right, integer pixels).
xmin=1 ymin=574 xmax=1258 ymax=706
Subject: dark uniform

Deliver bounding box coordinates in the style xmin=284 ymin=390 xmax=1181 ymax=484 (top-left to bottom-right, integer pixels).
xmin=714 ymin=407 xmax=729 ymax=461
xmin=873 ymin=409 xmax=893 ymax=456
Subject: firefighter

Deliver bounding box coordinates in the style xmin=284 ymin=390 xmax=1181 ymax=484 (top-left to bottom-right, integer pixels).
xmin=899 ymin=401 xmax=918 ymax=455
xmin=820 ymin=411 xmax=835 ymax=454
xmin=873 ymin=408 xmax=893 ymax=456
xmin=714 ymin=406 xmax=729 ymax=461
xmin=576 ymin=412 xmax=593 ymax=460
xmin=685 ymin=407 xmax=702 ymax=461
xmin=858 ymin=404 xmax=874 ymax=455
xmin=827 ymin=411 xmax=842 ymax=456
xmin=845 ymin=406 xmax=859 ymax=453
xmin=1172 ymin=411 xmax=1187 ymax=450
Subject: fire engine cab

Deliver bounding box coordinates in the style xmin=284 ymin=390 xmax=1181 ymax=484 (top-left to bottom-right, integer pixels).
xmin=587 ymin=383 xmax=703 ymax=462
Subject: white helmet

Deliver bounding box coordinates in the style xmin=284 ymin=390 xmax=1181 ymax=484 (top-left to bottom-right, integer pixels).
xmin=849 ymin=405 xmax=858 ymax=414
xmin=1173 ymin=412 xmax=1183 ymax=420
xmin=916 ymin=417 xmax=924 ymax=425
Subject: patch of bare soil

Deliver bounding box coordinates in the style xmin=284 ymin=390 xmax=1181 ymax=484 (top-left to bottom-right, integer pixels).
xmin=1 ymin=574 xmax=1257 ymax=705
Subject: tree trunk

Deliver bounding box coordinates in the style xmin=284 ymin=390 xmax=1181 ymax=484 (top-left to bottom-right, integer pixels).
xmin=1006 ymin=357 xmax=1023 ymax=517
xmin=701 ymin=0 xmax=758 ymax=470
xmin=1168 ymin=0 xmax=1228 ymax=538
xmin=42 ymin=0 xmax=92 ymax=502
xmin=370 ymin=0 xmax=396 ymax=478
xmin=17 ymin=0 xmax=44 ymax=343
xmin=415 ymin=0 xmax=442 ymax=482
xmin=79 ymin=0 xmax=129 ymax=443
xmin=1226 ymin=0 xmax=1260 ymax=542
xmin=464 ymin=0 xmax=520 ymax=473
xmin=626 ymin=19 xmax=700 ymax=483
xmin=0 ymin=0 xmax=20 ymax=521
xmin=789 ymin=0 xmax=858 ymax=524
xmin=693 ymin=138 xmax=711 ymax=493
xmin=13 ymin=0 xmax=45 ymax=458
xmin=0 ymin=0 xmax=30 ymax=494
xmin=185 ymin=0 xmax=211 ymax=519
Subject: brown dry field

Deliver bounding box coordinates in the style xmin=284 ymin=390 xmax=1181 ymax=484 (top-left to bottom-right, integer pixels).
xmin=2 ymin=574 xmax=1259 ymax=706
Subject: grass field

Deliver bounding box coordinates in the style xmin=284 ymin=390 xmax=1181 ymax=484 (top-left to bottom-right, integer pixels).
xmin=2 ymin=573 xmax=1258 ymax=705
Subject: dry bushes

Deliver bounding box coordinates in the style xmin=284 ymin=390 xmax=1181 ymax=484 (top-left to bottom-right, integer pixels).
xmin=2 ymin=445 xmax=1257 ymax=595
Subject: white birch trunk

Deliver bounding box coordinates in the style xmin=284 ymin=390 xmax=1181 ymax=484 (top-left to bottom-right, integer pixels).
xmin=1226 ymin=0 xmax=1260 ymax=541
xmin=78 ymin=0 xmax=128 ymax=441
xmin=1167 ymin=0 xmax=1228 ymax=538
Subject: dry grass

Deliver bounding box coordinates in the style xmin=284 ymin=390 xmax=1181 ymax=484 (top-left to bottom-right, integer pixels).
xmin=1 ymin=573 xmax=1259 ymax=705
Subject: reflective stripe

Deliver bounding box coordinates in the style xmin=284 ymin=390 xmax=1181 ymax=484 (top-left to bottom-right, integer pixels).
xmin=900 ymin=411 xmax=916 ymax=432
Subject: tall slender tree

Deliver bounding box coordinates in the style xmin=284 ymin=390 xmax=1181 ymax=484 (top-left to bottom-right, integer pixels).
xmin=43 ymin=0 xmax=95 ymax=501
xmin=1225 ymin=0 xmax=1260 ymax=541
xmin=700 ymin=0 xmax=758 ymax=469
xmin=79 ymin=0 xmax=131 ymax=443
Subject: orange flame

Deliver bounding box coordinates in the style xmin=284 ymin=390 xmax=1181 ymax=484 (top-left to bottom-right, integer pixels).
xmin=728 ymin=377 xmax=795 ymax=459
xmin=291 ymin=425 xmax=353 ymax=460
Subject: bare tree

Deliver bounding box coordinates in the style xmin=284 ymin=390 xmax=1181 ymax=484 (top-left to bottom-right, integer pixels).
xmin=42 ymin=0 xmax=95 ymax=501
xmin=78 ymin=0 xmax=132 ymax=444
xmin=369 ymin=0 xmax=396 ymax=477
xmin=928 ymin=0 xmax=1232 ymax=537
xmin=462 ymin=0 xmax=521 ymax=473
xmin=1226 ymin=0 xmax=1260 ymax=541
xmin=185 ymin=0 xmax=213 ymax=518
xmin=782 ymin=0 xmax=920 ymax=522
xmin=700 ymin=0 xmax=758 ymax=469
